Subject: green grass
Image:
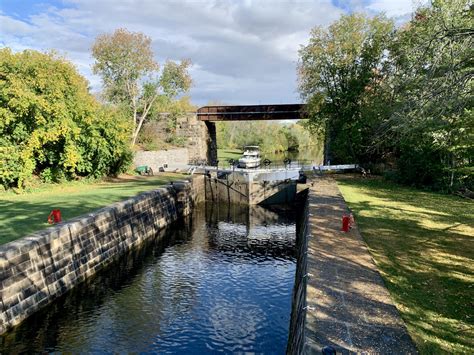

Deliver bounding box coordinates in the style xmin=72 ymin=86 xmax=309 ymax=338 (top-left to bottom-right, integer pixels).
xmin=336 ymin=177 xmax=474 ymax=354
xmin=217 ymin=148 xmax=242 ymax=162
xmin=0 ymin=174 xmax=185 ymax=245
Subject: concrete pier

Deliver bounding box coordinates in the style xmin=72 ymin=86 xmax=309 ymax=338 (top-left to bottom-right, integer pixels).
xmin=305 ymin=177 xmax=417 ymax=353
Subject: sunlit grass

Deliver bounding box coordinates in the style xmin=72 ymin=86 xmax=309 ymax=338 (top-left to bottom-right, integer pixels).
xmin=217 ymin=149 xmax=242 ymax=162
xmin=337 ymin=176 xmax=474 ymax=353
xmin=0 ymin=173 xmax=185 ymax=245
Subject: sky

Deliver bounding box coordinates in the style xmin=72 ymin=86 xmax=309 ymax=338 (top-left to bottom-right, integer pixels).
xmin=0 ymin=0 xmax=419 ymax=106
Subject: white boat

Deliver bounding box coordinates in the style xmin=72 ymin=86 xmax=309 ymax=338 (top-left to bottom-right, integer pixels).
xmin=238 ymin=146 xmax=261 ymax=168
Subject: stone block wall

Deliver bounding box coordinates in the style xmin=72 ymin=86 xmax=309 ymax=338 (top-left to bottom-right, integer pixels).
xmin=135 ymin=114 xmax=211 ymax=167
xmin=204 ymin=121 xmax=217 ymax=165
xmin=0 ymin=176 xmax=204 ymax=334
xmin=287 ymin=188 xmax=309 ymax=354
xmin=133 ymin=148 xmax=189 ymax=171
xmin=175 ymin=115 xmax=210 ymax=164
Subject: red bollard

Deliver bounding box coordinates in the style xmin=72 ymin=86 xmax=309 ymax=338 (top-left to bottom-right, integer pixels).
xmin=341 ymin=215 xmax=350 ymax=232
xmin=48 ymin=209 xmax=62 ymax=224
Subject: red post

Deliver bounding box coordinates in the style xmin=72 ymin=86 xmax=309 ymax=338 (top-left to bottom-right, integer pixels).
xmin=48 ymin=209 xmax=62 ymax=224
xmin=53 ymin=209 xmax=62 ymax=223
xmin=341 ymin=215 xmax=350 ymax=232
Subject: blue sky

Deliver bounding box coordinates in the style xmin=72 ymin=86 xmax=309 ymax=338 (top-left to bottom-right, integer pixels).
xmin=0 ymin=0 xmax=418 ymax=105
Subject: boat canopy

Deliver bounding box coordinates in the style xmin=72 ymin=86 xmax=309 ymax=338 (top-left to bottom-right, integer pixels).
xmin=243 ymin=145 xmax=260 ymax=151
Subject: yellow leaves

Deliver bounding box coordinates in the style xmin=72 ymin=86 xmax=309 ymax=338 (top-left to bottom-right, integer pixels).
xmin=1 ymin=48 xmax=132 ymax=188
xmin=62 ymin=142 xmax=80 ymax=171
xmin=92 ymin=28 xmax=158 ymax=79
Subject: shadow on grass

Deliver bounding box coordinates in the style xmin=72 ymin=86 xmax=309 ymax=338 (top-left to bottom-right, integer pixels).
xmin=336 ymin=177 xmax=474 ymax=353
xmin=0 ymin=175 xmax=183 ymax=245
xmin=337 ymin=176 xmax=474 ymax=226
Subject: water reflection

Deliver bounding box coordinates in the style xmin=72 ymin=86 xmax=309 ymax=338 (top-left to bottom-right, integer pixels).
xmin=265 ymin=145 xmax=324 ymax=165
xmin=0 ymin=203 xmax=296 ymax=354
xmin=206 ymin=203 xmax=296 ymax=259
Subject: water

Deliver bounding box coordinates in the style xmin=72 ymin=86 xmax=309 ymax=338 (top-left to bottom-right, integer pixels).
xmin=219 ymin=145 xmax=323 ymax=170
xmin=0 ymin=203 xmax=297 ymax=353
xmin=264 ymin=145 xmax=323 ymax=166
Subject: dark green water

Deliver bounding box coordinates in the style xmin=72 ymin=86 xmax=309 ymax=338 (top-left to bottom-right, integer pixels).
xmin=0 ymin=203 xmax=297 ymax=353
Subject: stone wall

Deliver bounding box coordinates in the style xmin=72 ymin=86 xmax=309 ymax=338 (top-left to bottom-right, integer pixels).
xmin=0 ymin=176 xmax=204 ymax=334
xmin=137 ymin=114 xmax=210 ymax=166
xmin=133 ymin=148 xmax=189 ymax=171
xmin=204 ymin=121 xmax=217 ymax=165
xmin=287 ymin=188 xmax=309 ymax=354
xmin=175 ymin=115 xmax=210 ymax=163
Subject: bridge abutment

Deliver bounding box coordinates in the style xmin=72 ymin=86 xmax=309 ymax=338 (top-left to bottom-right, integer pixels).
xmin=205 ymin=121 xmax=218 ymax=166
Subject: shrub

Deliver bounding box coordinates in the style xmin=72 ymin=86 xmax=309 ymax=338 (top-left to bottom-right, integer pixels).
xmin=0 ymin=49 xmax=132 ymax=189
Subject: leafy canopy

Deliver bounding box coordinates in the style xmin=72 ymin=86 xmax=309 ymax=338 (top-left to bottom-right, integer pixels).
xmin=0 ymin=49 xmax=132 ymax=189
xmin=298 ymin=13 xmax=394 ymax=164
xmin=298 ymin=2 xmax=473 ymax=191
xmin=92 ymin=28 xmax=192 ymax=146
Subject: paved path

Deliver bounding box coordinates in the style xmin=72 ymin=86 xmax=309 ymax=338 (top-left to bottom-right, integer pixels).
xmin=305 ymin=177 xmax=417 ymax=353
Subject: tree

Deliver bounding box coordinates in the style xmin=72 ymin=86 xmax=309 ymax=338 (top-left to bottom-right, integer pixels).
xmin=216 ymin=120 xmax=317 ymax=156
xmin=0 ymin=49 xmax=132 ymax=189
xmin=92 ymin=28 xmax=192 ymax=146
xmin=387 ymin=0 xmax=474 ymax=189
xmin=298 ymin=3 xmax=473 ymax=191
xmin=298 ymin=14 xmax=394 ymax=164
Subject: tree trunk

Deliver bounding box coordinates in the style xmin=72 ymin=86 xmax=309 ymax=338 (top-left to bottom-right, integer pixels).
xmin=323 ymin=122 xmax=331 ymax=165
xmin=130 ymin=94 xmax=157 ymax=147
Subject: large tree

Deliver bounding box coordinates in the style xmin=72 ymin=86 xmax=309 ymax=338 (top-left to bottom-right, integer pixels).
xmin=298 ymin=14 xmax=394 ymax=164
xmin=92 ymin=28 xmax=192 ymax=146
xmin=298 ymin=3 xmax=473 ymax=191
xmin=388 ymin=0 xmax=474 ymax=189
xmin=0 ymin=49 xmax=131 ymax=189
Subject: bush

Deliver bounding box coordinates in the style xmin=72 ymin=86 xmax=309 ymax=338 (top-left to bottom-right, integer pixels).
xmin=0 ymin=140 xmax=22 ymax=186
xmin=137 ymin=123 xmax=163 ymax=151
xmin=0 ymin=49 xmax=132 ymax=189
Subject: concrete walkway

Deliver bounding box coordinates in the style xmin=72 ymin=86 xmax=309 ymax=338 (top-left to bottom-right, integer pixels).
xmin=305 ymin=177 xmax=417 ymax=354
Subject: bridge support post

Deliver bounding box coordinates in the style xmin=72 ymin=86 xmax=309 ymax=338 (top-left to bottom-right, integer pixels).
xmin=205 ymin=121 xmax=218 ymax=166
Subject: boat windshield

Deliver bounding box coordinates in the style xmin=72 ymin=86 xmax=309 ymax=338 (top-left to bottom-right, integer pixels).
xmin=243 ymin=146 xmax=260 ymax=154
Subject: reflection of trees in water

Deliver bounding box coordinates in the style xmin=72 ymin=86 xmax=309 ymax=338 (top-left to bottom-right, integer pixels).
xmin=205 ymin=202 xmax=296 ymax=259
xmin=264 ymin=144 xmax=323 ymax=165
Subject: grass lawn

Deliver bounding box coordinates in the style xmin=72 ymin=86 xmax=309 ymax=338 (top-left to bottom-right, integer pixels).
xmin=336 ymin=176 xmax=474 ymax=353
xmin=0 ymin=173 xmax=185 ymax=245
xmin=217 ymin=148 xmax=242 ymax=162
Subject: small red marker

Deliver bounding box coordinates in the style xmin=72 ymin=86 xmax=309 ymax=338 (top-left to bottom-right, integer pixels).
xmin=341 ymin=215 xmax=350 ymax=232
xmin=48 ymin=209 xmax=62 ymax=224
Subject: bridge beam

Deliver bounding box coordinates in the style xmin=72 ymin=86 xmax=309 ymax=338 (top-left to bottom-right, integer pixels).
xmin=197 ymin=104 xmax=306 ymax=121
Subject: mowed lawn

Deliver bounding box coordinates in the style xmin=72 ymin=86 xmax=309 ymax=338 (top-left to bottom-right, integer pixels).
xmin=217 ymin=149 xmax=242 ymax=162
xmin=337 ymin=177 xmax=474 ymax=353
xmin=0 ymin=173 xmax=185 ymax=245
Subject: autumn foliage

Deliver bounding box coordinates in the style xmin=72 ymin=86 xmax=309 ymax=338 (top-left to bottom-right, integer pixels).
xmin=0 ymin=49 xmax=132 ymax=189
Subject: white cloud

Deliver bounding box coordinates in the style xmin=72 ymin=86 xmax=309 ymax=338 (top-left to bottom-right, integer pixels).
xmin=0 ymin=0 xmax=416 ymax=105
xmin=367 ymin=0 xmax=419 ymax=17
xmin=0 ymin=14 xmax=33 ymax=34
